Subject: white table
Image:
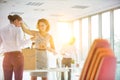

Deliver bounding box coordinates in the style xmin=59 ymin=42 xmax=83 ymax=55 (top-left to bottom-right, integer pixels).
xmin=26 ymin=68 xmax=70 ymax=80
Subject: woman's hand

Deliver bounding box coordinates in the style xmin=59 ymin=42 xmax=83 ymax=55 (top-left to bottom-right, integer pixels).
xmin=46 ymin=47 xmax=57 ymax=55
xmin=20 ymin=22 xmax=25 ymax=27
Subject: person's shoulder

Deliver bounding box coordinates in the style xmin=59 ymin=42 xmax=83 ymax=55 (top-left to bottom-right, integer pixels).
xmin=0 ymin=24 xmax=9 ymax=31
xmin=14 ymin=26 xmax=21 ymax=31
xmin=13 ymin=26 xmax=24 ymax=34
xmin=46 ymin=33 xmax=52 ymax=37
xmin=35 ymin=31 xmax=40 ymax=36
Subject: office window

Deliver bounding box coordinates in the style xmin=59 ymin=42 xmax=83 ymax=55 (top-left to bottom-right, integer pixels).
xmin=91 ymin=15 xmax=99 ymax=43
xmin=73 ymin=20 xmax=81 ymax=61
xmin=82 ymin=18 xmax=89 ymax=60
xmin=114 ymin=9 xmax=120 ymax=61
xmin=73 ymin=20 xmax=80 ymax=51
xmin=56 ymin=22 xmax=72 ymax=49
xmin=102 ymin=12 xmax=110 ymax=42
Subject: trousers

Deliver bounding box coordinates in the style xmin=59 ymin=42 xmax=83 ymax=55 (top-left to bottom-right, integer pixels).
xmin=3 ymin=51 xmax=24 ymax=80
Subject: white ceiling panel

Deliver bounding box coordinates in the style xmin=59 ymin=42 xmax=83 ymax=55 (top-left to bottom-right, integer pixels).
xmin=0 ymin=0 xmax=120 ymax=21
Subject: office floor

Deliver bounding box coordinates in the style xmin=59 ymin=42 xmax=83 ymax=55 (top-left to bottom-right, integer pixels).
xmin=0 ymin=54 xmax=81 ymax=80
xmin=0 ymin=55 xmax=120 ymax=80
xmin=22 ymin=69 xmax=80 ymax=80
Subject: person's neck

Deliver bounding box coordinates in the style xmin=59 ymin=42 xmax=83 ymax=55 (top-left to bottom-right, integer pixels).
xmin=10 ymin=23 xmax=15 ymax=27
xmin=39 ymin=31 xmax=47 ymax=36
xmin=11 ymin=23 xmax=17 ymax=27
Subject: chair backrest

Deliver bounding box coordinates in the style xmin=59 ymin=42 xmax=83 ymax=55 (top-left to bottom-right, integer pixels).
xmin=79 ymin=39 xmax=110 ymax=80
xmin=96 ymin=56 xmax=116 ymax=80
xmin=90 ymin=48 xmax=116 ymax=80
xmin=86 ymin=48 xmax=112 ymax=80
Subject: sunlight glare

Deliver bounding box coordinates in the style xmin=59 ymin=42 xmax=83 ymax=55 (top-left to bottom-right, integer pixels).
xmin=57 ymin=22 xmax=72 ymax=45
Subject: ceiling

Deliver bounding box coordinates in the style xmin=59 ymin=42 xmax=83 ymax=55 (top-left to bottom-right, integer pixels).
xmin=0 ymin=0 xmax=120 ymax=21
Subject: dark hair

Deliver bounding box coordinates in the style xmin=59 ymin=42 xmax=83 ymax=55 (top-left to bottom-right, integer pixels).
xmin=36 ymin=18 xmax=50 ymax=32
xmin=8 ymin=14 xmax=22 ymax=23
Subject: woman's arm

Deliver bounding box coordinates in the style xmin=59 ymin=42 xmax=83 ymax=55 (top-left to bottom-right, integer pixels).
xmin=47 ymin=35 xmax=57 ymax=54
xmin=49 ymin=35 xmax=55 ymax=49
xmin=21 ymin=22 xmax=37 ymax=36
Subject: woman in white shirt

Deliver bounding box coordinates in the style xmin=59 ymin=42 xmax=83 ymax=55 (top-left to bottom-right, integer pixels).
xmin=0 ymin=14 xmax=31 ymax=80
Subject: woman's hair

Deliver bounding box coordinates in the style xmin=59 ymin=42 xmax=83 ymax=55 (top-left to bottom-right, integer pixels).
xmin=8 ymin=14 xmax=22 ymax=23
xmin=36 ymin=18 xmax=50 ymax=32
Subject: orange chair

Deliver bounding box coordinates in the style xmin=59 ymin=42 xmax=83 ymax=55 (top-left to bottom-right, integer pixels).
xmin=90 ymin=48 xmax=116 ymax=80
xmin=86 ymin=48 xmax=113 ymax=80
xmin=79 ymin=39 xmax=110 ymax=80
xmin=95 ymin=56 xmax=116 ymax=80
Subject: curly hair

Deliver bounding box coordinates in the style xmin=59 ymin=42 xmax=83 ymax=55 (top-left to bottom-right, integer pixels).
xmin=36 ymin=18 xmax=50 ymax=32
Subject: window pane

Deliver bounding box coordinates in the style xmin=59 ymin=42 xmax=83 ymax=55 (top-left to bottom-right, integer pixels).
xmin=73 ymin=20 xmax=81 ymax=62
xmin=82 ymin=18 xmax=89 ymax=60
xmin=73 ymin=20 xmax=80 ymax=51
xmin=56 ymin=22 xmax=72 ymax=49
xmin=114 ymin=9 xmax=120 ymax=80
xmin=114 ymin=9 xmax=120 ymax=61
xmin=91 ymin=15 xmax=99 ymax=43
xmin=102 ymin=12 xmax=110 ymax=42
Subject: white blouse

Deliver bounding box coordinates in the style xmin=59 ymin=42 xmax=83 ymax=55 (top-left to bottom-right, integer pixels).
xmin=0 ymin=24 xmax=31 ymax=53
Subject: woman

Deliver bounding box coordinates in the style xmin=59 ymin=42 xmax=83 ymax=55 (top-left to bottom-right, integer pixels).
xmin=0 ymin=14 xmax=31 ymax=80
xmin=21 ymin=18 xmax=56 ymax=80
